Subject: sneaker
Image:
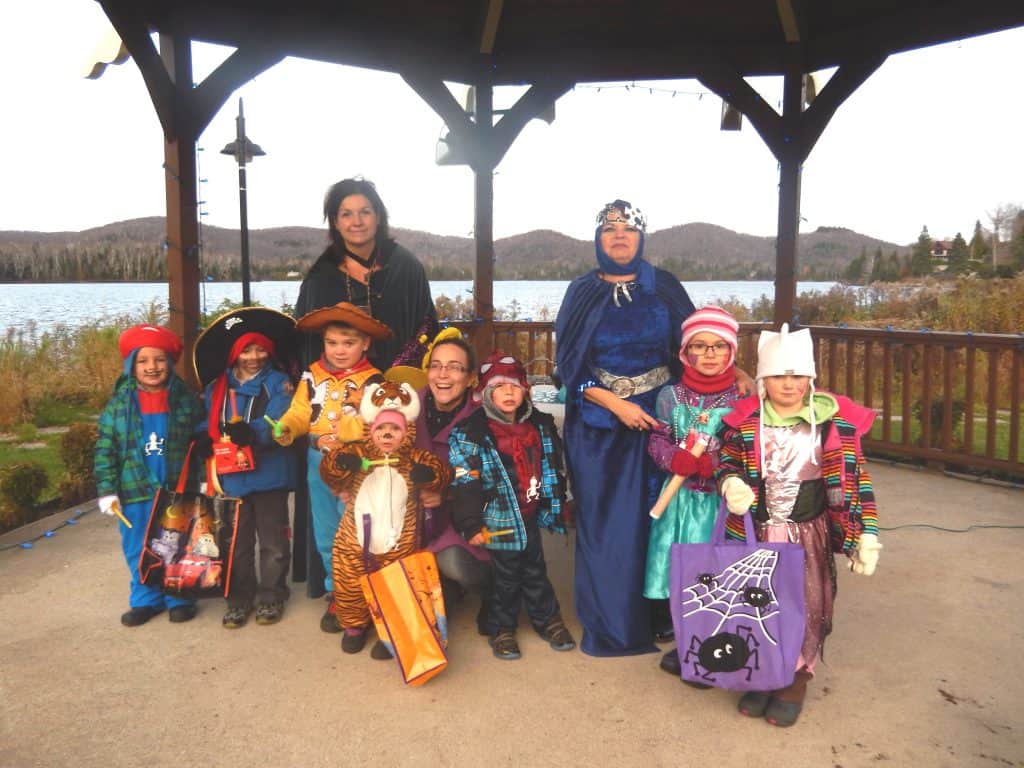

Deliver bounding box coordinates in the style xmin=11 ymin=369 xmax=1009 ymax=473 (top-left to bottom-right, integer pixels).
xmin=341 ymin=627 xmax=368 ymax=654
xmin=320 ymin=600 xmax=342 ymax=634
xmin=120 ymin=606 xmax=162 ymax=627
xmin=490 ymin=630 xmax=522 ymax=660
xmin=541 ymin=615 xmax=576 ymax=652
xmin=255 ymin=601 xmax=284 ymax=626
xmin=222 ymin=605 xmax=251 ymax=629
xmin=370 ymin=640 xmax=394 ymax=660
xmin=168 ymin=604 xmax=198 ymax=623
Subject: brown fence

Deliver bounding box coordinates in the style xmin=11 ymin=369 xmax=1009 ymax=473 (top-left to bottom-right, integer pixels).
xmin=452 ymin=320 xmax=1024 ymax=480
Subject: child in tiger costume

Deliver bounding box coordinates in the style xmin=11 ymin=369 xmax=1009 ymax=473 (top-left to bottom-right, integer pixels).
xmin=321 ymin=380 xmax=453 ymax=658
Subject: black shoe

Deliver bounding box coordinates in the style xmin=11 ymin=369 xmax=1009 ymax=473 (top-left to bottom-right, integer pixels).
xmin=490 ymin=630 xmax=522 ymax=660
xmin=341 ymin=628 xmax=368 ymax=654
xmin=121 ymin=606 xmax=162 ymax=627
xmin=654 ymin=628 xmax=675 ymax=643
xmin=540 ymin=615 xmax=576 ymax=652
xmin=659 ymin=647 xmax=681 ymax=676
xmin=168 ymin=604 xmax=198 ymax=623
xmin=320 ymin=604 xmax=342 ymax=634
xmin=370 ymin=640 xmax=394 ymax=660
xmin=222 ymin=605 xmax=251 ymax=629
xmin=255 ymin=601 xmax=284 ymax=626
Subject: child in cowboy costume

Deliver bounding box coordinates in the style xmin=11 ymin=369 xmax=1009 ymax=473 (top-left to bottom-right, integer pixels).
xmin=448 ymin=351 xmax=575 ymax=660
xmin=717 ymin=324 xmax=882 ymax=727
xmin=95 ymin=324 xmax=204 ymax=626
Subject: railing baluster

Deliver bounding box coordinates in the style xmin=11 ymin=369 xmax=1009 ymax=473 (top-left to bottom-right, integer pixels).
xmin=1010 ymin=345 xmax=1022 ymax=464
xmin=882 ymin=339 xmax=892 ymax=443
xmin=941 ymin=345 xmax=954 ymax=452
xmin=964 ymin=345 xmax=975 ymax=456
xmin=987 ymin=349 xmax=998 ymax=459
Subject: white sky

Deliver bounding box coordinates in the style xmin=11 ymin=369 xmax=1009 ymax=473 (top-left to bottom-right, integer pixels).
xmin=1 ymin=1 xmax=1022 ymax=245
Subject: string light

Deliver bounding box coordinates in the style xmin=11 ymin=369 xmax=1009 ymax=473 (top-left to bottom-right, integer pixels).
xmin=574 ymin=83 xmax=711 ymax=99
xmin=1 ymin=508 xmax=91 ymax=553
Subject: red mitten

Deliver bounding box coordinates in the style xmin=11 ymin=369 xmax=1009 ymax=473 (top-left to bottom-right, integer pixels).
xmin=696 ymin=452 xmax=714 ymax=479
xmin=670 ymin=449 xmax=699 ymax=477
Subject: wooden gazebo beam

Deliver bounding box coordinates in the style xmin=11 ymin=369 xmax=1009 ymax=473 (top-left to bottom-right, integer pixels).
xmin=698 ymin=48 xmax=885 ymax=326
xmin=403 ymin=68 xmax=570 ymax=360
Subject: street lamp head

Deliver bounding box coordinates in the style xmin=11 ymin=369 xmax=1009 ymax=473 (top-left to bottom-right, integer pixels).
xmin=220 ymin=138 xmax=266 ymax=164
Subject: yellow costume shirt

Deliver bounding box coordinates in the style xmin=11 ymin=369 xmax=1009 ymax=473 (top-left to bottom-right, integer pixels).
xmin=276 ymin=360 xmax=381 ymax=445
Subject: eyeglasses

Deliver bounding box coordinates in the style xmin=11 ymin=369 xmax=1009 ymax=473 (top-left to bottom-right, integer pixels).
xmin=427 ymin=361 xmax=467 ymax=374
xmin=687 ymin=342 xmax=731 ymax=356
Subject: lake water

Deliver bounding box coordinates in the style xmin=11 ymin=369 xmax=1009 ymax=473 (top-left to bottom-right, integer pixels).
xmin=0 ymin=279 xmax=838 ymax=336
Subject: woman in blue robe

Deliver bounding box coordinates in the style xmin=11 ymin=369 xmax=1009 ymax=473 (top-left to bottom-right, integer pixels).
xmin=555 ymin=200 xmax=695 ymax=656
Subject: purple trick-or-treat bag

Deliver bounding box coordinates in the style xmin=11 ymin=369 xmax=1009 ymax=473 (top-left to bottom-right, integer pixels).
xmin=669 ymin=504 xmax=806 ymax=691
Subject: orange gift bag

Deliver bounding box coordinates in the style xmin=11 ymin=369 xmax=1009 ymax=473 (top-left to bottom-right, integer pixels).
xmin=360 ymin=549 xmax=449 ymax=686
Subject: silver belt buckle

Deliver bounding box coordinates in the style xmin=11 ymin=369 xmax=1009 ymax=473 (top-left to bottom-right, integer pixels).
xmin=609 ymin=376 xmax=636 ymax=398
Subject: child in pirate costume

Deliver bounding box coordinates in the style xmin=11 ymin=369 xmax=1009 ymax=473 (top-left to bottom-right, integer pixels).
xmin=273 ymin=302 xmax=391 ymax=632
xmin=644 ymin=306 xmax=742 ymax=679
xmin=717 ymin=324 xmax=882 ymax=727
xmin=193 ymin=311 xmax=298 ymax=629
xmin=448 ymin=351 xmax=576 ymax=661
xmin=320 ymin=382 xmax=452 ymax=658
xmin=95 ymin=324 xmax=204 ymax=626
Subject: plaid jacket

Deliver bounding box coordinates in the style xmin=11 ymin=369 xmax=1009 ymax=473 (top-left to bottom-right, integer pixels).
xmin=716 ymin=392 xmax=878 ymax=555
xmin=94 ymin=374 xmax=204 ymax=504
xmin=448 ymin=408 xmax=565 ymax=552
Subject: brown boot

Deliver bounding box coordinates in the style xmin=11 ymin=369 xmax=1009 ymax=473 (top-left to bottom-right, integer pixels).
xmin=765 ymin=668 xmax=812 ymax=727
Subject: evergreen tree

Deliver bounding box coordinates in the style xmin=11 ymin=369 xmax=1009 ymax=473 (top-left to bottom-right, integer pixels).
xmin=909 ymin=226 xmax=934 ymax=277
xmin=969 ymin=219 xmax=990 ymax=262
xmin=843 ymin=246 xmax=867 ymax=283
xmin=948 ymin=232 xmax=970 ymax=275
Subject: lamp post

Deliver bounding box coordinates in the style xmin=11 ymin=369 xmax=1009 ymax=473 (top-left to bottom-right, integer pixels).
xmin=220 ymin=98 xmax=265 ymax=305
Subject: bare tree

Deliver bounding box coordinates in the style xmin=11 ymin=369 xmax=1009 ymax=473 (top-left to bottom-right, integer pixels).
xmin=988 ymin=203 xmax=1022 ymax=268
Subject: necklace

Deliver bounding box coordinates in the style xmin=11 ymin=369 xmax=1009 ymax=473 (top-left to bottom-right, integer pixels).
xmin=679 ymin=385 xmax=733 ymax=426
xmin=344 ymin=261 xmax=372 ymax=317
xmin=598 ymin=275 xmax=641 ymax=307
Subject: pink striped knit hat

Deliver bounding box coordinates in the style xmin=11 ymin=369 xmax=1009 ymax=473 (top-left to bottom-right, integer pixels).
xmin=679 ymin=306 xmax=739 ymax=368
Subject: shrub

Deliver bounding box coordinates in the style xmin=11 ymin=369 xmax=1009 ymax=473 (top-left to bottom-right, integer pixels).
xmin=58 ymin=423 xmax=98 ymax=505
xmin=0 ymin=460 xmax=49 ymax=529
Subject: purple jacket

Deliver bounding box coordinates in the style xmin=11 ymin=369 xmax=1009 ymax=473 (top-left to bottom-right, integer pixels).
xmin=414 ymin=387 xmax=490 ymax=562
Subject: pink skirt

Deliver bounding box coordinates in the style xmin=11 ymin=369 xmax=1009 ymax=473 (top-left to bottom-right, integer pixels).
xmin=758 ymin=514 xmax=835 ymax=673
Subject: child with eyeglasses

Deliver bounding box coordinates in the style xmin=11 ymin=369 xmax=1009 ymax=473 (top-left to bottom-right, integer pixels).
xmin=643 ymin=306 xmax=743 ymax=678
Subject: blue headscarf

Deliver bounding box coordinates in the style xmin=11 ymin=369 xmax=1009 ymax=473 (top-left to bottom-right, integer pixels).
xmin=594 ymin=199 xmax=655 ymax=290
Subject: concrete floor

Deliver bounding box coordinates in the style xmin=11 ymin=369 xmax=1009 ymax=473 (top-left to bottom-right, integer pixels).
xmin=1 ymin=462 xmax=1022 ymax=768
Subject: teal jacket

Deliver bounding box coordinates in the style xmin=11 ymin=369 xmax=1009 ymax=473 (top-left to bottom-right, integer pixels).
xmin=94 ymin=374 xmax=204 ymax=504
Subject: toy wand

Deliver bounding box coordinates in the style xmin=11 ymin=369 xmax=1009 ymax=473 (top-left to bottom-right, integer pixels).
xmin=109 ymin=498 xmax=132 ymax=529
xmin=479 ymin=527 xmax=514 ymax=544
xmin=263 ymin=414 xmax=283 ymax=438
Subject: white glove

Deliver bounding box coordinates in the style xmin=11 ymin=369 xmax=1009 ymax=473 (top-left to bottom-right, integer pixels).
xmin=849 ymin=533 xmax=882 ymax=576
xmin=721 ymin=476 xmax=755 ymax=515
xmin=98 ymin=495 xmax=121 ymax=517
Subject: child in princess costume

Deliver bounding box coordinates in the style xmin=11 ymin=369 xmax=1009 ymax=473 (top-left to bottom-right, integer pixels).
xmin=95 ymin=324 xmax=204 ymax=626
xmin=320 ymin=381 xmax=452 ymax=658
xmin=716 ymin=324 xmax=882 ymax=727
xmin=644 ymin=306 xmax=743 ymax=679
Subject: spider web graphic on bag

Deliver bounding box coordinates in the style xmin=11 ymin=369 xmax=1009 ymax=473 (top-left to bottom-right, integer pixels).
xmin=680 ymin=548 xmax=782 ymax=645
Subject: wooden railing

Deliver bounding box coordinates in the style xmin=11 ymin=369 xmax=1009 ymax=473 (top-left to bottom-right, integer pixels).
xmin=452 ymin=320 xmax=1024 ymax=480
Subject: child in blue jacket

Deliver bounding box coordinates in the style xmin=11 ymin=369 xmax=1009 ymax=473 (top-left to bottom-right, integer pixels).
xmin=195 ymin=330 xmax=297 ymax=628
xmin=448 ymin=351 xmax=575 ymax=661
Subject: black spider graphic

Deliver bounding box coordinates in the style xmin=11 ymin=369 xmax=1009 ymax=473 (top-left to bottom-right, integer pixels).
xmin=743 ymin=586 xmax=771 ymax=608
xmin=683 ymin=625 xmax=761 ymax=683
xmin=697 ymin=572 xmax=716 ymax=587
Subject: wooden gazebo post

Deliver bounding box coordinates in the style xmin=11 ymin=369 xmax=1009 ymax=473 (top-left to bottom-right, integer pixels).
xmin=698 ymin=42 xmax=886 ymax=327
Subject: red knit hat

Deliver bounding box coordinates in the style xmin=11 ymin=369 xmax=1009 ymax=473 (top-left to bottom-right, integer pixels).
xmin=118 ymin=324 xmax=183 ymax=362
xmin=475 ymin=350 xmax=529 ymax=400
xmin=679 ymin=306 xmax=739 ymax=367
